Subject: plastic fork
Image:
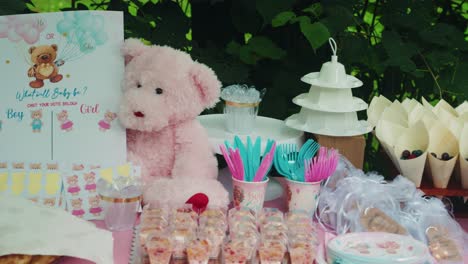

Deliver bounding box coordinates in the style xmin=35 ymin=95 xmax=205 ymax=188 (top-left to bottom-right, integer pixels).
xmin=253 ymin=142 xmax=276 ymax=182
xmin=305 ymin=147 xmax=338 ymax=182
xmin=220 ymin=145 xmax=238 ymax=179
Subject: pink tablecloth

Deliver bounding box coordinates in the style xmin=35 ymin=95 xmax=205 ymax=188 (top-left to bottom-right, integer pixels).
xmin=61 ymin=197 xmax=468 ymax=264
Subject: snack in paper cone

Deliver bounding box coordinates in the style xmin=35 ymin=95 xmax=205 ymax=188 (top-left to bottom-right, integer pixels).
xmin=380 ymin=102 xmax=408 ymax=127
xmin=459 ymin=125 xmax=468 ymax=189
xmin=393 ymin=122 xmax=429 ymax=187
xmin=408 ymin=105 xmax=438 ymax=130
xmin=456 ymin=101 xmax=468 ymax=115
xmin=434 ymin=99 xmax=458 ymax=118
xmin=376 ymin=120 xmax=406 ymax=170
xmin=427 ymin=124 xmax=459 ymax=188
xmin=368 ymin=95 xmax=391 ymax=127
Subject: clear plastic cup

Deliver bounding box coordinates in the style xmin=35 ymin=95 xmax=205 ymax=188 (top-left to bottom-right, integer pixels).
xmin=258 ymin=239 xmax=286 ymax=264
xmin=146 ymin=234 xmax=173 ymax=264
xmin=97 ymin=184 xmax=142 ymax=231
xmin=224 ymin=100 xmax=260 ymax=134
xmin=288 ymin=239 xmax=316 ymax=264
xmin=171 ymin=226 xmax=196 ymax=259
xmin=199 ymin=226 xmax=225 ymax=259
xmin=223 ymin=240 xmax=254 ymax=264
xmin=187 ymin=239 xmax=211 ymax=264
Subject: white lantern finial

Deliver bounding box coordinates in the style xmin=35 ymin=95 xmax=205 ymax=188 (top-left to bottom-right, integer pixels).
xmin=329 ymin=37 xmax=338 ymax=63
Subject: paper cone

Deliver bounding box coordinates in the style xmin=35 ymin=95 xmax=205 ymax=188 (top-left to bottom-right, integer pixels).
xmin=456 ymin=101 xmax=468 ymax=115
xmin=448 ymin=117 xmax=465 ymax=140
xmin=434 ymin=106 xmax=457 ymax=127
xmin=434 ymin=99 xmax=458 ymax=117
xmin=459 ymin=125 xmax=468 ymax=189
xmin=427 ymin=124 xmax=459 ymax=188
xmin=460 ymin=112 xmax=468 ymax=121
xmin=380 ymin=104 xmax=408 ymax=127
xmin=381 ymin=140 xmax=401 ymax=171
xmin=393 ymin=122 xmax=429 ymax=187
xmin=422 ymin=97 xmax=433 ymax=110
xmin=391 ymin=100 xmax=408 ymax=117
xmin=375 ymin=120 xmax=407 ymax=147
xmin=402 ymin=98 xmax=420 ymax=114
xmin=408 ymin=106 xmax=438 ymax=130
xmin=367 ymin=95 xmax=391 ymax=127
xmin=376 ymin=120 xmax=406 ymax=171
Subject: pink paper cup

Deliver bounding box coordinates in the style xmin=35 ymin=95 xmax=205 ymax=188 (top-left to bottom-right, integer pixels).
xmin=285 ymin=178 xmax=321 ymax=213
xmin=232 ymin=177 xmax=269 ymax=214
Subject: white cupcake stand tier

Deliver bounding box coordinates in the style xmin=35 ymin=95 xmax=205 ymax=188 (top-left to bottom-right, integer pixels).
xmin=197 ymin=114 xmax=304 ymax=201
xmin=285 ymin=38 xmax=372 ymax=137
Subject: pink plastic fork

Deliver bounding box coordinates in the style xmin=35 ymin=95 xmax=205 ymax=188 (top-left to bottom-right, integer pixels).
xmin=305 ymin=147 xmax=338 ymax=182
xmin=231 ymin=148 xmax=245 ymax=181
xmin=220 ymin=145 xmax=237 ymax=178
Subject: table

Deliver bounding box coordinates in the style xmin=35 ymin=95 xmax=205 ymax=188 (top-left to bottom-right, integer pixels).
xmin=62 ymin=187 xmax=468 ymax=264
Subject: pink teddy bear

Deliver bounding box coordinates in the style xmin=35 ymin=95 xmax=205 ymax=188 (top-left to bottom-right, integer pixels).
xmin=119 ymin=39 xmax=229 ymax=208
xmin=83 ymin=172 xmax=96 ymax=192
xmin=67 ymin=175 xmax=80 ymax=195
xmin=57 ymin=110 xmax=73 ymax=132
xmin=98 ymin=111 xmax=117 ymax=132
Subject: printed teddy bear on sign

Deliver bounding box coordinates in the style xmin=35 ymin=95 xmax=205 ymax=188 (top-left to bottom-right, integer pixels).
xmin=28 ymin=44 xmax=63 ymax=88
xmin=119 ymin=39 xmax=229 ymax=208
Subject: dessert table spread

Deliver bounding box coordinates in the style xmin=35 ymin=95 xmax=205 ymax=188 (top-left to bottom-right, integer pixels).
xmin=60 ymin=192 xmax=468 ymax=264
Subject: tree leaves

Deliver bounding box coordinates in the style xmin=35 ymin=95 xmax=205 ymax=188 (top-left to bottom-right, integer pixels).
xmin=227 ymin=36 xmax=286 ymax=65
xmin=248 ymin=36 xmax=286 ymax=59
xmin=299 ymin=21 xmax=330 ymax=51
xmin=382 ymin=31 xmax=418 ymax=73
xmin=255 ymin=0 xmax=295 ymax=26
xmin=272 ymin=11 xmax=296 ymax=27
xmin=1 ymin=0 xmax=26 ymax=14
xmin=420 ymin=23 xmax=467 ymax=50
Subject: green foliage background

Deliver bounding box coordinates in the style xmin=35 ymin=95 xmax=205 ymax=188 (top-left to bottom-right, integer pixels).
xmin=2 ymin=0 xmax=467 ymax=174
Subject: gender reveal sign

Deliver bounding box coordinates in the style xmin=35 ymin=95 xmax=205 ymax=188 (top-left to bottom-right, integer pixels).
xmin=0 ymin=11 xmax=126 ymax=164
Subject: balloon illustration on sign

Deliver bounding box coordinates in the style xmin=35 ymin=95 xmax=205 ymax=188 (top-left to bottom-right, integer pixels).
xmin=0 ymin=15 xmax=47 ymax=44
xmin=56 ymin=12 xmax=108 ymax=63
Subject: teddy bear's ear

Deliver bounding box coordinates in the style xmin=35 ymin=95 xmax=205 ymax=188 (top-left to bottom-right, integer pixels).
xmin=28 ymin=46 xmax=36 ymax=54
xmin=51 ymin=44 xmax=58 ymax=51
xmin=190 ymin=62 xmax=221 ymax=108
xmin=121 ymin=38 xmax=149 ymax=65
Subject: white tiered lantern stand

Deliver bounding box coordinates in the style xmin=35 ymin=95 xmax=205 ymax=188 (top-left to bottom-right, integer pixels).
xmin=285 ymin=38 xmax=372 ymax=137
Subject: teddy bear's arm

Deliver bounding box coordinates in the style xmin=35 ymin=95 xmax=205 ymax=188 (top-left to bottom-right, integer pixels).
xmin=27 ymin=65 xmax=36 ymax=77
xmin=171 ymin=120 xmax=218 ymax=180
